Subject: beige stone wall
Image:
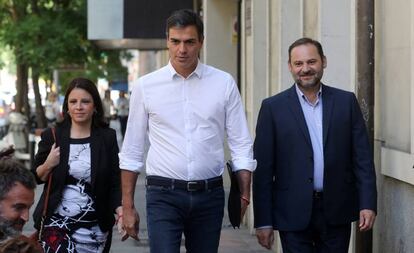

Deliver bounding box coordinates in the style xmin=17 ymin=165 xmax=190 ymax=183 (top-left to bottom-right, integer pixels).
xmin=202 ymin=0 xmax=238 ymax=80
xmin=375 ymin=0 xmax=414 ymax=252
xmin=204 ymin=0 xmax=414 ymax=252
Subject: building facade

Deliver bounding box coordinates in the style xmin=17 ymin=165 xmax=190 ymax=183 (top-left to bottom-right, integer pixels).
xmin=88 ymin=0 xmax=414 ymax=252
xmin=202 ymin=0 xmax=414 ymax=252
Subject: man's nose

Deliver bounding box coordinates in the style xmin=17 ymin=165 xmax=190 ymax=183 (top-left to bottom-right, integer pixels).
xmin=21 ymin=209 xmax=29 ymax=222
xmin=302 ymin=63 xmax=310 ymax=72
xmin=178 ymin=42 xmax=186 ymax=53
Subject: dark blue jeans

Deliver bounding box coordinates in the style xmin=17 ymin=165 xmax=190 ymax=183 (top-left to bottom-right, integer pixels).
xmin=146 ymin=185 xmax=224 ymax=253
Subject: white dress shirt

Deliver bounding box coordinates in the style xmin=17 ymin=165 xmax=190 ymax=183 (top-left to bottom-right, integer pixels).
xmin=119 ymin=61 xmax=256 ymax=180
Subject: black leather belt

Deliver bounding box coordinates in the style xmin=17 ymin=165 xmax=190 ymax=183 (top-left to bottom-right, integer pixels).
xmin=146 ymin=175 xmax=223 ymax=192
xmin=313 ymin=191 xmax=323 ymax=198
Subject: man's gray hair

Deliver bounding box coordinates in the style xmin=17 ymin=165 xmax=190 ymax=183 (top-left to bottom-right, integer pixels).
xmin=0 ymin=159 xmax=36 ymax=201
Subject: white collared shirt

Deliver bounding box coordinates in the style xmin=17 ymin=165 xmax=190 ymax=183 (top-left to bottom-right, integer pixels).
xmin=119 ymin=61 xmax=256 ymax=180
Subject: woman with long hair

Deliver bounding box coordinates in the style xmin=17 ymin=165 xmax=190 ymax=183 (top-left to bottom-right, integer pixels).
xmin=31 ymin=78 xmax=122 ymax=252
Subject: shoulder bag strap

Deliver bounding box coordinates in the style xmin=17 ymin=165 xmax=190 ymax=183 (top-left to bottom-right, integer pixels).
xmin=38 ymin=127 xmax=57 ymax=240
xmin=42 ymin=127 xmax=56 ymax=217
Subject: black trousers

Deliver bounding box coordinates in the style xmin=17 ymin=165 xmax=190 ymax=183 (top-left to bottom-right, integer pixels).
xmin=279 ymin=194 xmax=351 ymax=253
xmin=118 ymin=116 xmax=128 ymax=138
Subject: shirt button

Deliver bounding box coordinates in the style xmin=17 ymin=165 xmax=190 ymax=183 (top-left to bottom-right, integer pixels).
xmin=308 ymin=178 xmax=313 ymax=183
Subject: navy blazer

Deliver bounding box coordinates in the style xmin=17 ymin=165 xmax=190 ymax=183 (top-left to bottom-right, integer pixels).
xmin=32 ymin=124 xmax=121 ymax=232
xmin=253 ymin=84 xmax=377 ymax=231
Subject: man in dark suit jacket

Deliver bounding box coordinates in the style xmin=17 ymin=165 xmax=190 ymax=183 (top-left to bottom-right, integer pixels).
xmin=253 ymin=37 xmax=377 ymax=253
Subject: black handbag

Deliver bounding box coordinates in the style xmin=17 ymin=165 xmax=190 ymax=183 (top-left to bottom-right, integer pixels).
xmin=227 ymin=162 xmax=241 ymax=229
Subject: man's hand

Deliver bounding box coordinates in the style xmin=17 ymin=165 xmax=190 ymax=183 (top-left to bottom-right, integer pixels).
xmin=122 ymin=206 xmax=140 ymax=241
xmin=256 ymin=228 xmax=274 ymax=249
xmin=359 ymin=209 xmax=376 ymax=231
xmin=121 ymin=170 xmax=140 ymax=241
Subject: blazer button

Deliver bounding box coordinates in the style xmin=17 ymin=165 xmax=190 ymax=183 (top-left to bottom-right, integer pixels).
xmin=308 ymin=178 xmax=313 ymax=183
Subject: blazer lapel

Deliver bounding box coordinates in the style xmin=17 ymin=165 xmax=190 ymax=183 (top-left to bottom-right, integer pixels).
xmin=90 ymin=128 xmax=100 ymax=191
xmin=322 ymin=84 xmax=334 ymax=148
xmin=59 ymin=126 xmax=70 ymax=173
xmin=287 ymin=85 xmax=312 ymax=148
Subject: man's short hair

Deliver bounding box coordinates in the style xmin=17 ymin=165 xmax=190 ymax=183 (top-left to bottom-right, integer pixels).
xmin=288 ymin=37 xmax=325 ymax=63
xmin=0 ymin=159 xmax=36 ymax=201
xmin=166 ymin=9 xmax=204 ymax=41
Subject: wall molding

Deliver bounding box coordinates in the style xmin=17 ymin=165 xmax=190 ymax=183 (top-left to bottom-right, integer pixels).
xmin=381 ymin=147 xmax=414 ymax=185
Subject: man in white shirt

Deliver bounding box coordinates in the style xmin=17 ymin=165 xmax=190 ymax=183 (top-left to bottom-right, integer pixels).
xmin=119 ymin=9 xmax=256 ymax=253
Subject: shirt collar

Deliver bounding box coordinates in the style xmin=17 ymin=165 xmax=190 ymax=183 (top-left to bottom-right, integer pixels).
xmin=295 ymin=83 xmax=322 ymax=106
xmin=167 ymin=60 xmax=203 ymax=80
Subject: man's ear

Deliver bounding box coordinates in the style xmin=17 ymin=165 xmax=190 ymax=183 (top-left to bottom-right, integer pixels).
xmin=322 ymin=57 xmax=327 ymax=68
xmin=199 ymin=36 xmax=204 ymax=46
xmin=287 ymin=61 xmax=292 ymax=72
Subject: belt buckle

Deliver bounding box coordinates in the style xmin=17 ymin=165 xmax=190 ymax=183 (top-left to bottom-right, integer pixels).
xmin=313 ymin=191 xmax=323 ymax=198
xmin=187 ymin=181 xmax=198 ymax=191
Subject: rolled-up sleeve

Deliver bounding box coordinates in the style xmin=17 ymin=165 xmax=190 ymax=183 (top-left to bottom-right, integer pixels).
xmin=119 ymin=80 xmax=148 ymax=173
xmin=225 ymin=77 xmax=257 ymax=172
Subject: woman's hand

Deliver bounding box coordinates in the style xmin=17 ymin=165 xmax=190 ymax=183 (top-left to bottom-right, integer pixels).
xmin=115 ymin=206 xmax=129 ymax=241
xmin=45 ymin=143 xmax=60 ymax=168
xmin=36 ymin=143 xmax=60 ymax=181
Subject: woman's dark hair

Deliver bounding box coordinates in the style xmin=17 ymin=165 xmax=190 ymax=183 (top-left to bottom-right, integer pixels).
xmin=59 ymin=77 xmax=108 ymax=129
xmin=166 ymin=9 xmax=204 ymax=41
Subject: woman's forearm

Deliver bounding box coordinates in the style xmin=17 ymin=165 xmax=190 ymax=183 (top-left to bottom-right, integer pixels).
xmin=35 ymin=162 xmax=54 ymax=181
